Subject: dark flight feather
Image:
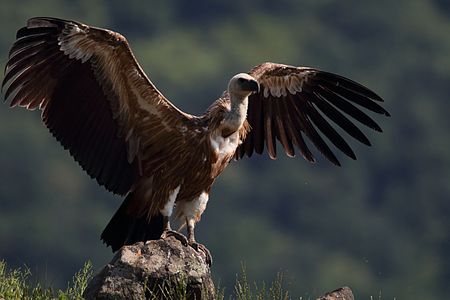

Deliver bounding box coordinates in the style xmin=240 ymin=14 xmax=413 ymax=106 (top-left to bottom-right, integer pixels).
xmin=236 ymin=62 xmax=389 ymax=165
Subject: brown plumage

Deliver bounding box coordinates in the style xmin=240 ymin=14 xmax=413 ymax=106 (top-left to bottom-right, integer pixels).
xmin=2 ymin=17 xmax=389 ymax=258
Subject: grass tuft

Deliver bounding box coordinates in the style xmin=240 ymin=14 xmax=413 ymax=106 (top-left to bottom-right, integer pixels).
xmin=144 ymin=275 xmax=190 ymax=300
xmin=232 ymin=264 xmax=290 ymax=300
xmin=0 ymin=260 xmax=93 ymax=300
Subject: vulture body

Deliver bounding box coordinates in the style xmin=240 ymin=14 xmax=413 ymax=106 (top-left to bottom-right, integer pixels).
xmin=2 ymin=18 xmax=389 ymax=259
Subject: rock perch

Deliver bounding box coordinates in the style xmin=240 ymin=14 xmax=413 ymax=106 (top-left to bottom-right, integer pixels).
xmin=83 ymin=237 xmax=214 ymax=300
xmin=84 ymin=236 xmax=355 ymax=300
xmin=316 ymin=286 xmax=355 ymax=300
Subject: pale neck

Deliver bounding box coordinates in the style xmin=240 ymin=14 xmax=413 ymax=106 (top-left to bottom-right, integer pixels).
xmin=224 ymin=92 xmax=249 ymax=131
xmin=230 ymin=93 xmax=248 ymax=114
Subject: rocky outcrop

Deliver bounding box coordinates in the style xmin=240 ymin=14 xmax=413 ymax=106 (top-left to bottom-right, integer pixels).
xmin=316 ymin=286 xmax=354 ymax=300
xmin=83 ymin=236 xmax=354 ymax=300
xmin=83 ymin=237 xmax=214 ymax=300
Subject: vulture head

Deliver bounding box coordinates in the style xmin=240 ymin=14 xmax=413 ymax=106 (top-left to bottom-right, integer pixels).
xmin=228 ymin=73 xmax=260 ymax=97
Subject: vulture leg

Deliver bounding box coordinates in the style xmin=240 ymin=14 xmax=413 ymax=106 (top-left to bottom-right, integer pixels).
xmin=187 ymin=218 xmax=212 ymax=266
xmin=160 ymin=216 xmax=188 ymax=246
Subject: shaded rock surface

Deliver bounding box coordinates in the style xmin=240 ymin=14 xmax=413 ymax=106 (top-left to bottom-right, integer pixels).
xmin=83 ymin=237 xmax=214 ymax=300
xmin=316 ymin=286 xmax=355 ymax=300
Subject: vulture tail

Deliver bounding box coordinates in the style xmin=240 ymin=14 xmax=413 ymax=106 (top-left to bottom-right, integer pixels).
xmin=101 ymin=192 xmax=164 ymax=252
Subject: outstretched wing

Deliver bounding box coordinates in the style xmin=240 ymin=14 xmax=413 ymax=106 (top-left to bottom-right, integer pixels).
xmin=2 ymin=17 xmax=193 ymax=195
xmin=235 ymin=62 xmax=390 ymax=166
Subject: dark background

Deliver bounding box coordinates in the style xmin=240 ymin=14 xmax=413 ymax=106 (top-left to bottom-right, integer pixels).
xmin=0 ymin=0 xmax=449 ymax=299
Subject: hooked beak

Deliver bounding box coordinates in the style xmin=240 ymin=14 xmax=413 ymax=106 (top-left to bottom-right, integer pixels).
xmin=245 ymin=79 xmax=260 ymax=94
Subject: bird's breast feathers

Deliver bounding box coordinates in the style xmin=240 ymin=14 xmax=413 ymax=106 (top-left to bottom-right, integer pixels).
xmin=209 ymin=129 xmax=241 ymax=162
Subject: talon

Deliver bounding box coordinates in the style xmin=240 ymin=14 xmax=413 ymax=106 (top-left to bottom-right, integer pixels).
xmin=161 ymin=230 xmax=188 ymax=247
xmin=189 ymin=242 xmax=213 ymax=266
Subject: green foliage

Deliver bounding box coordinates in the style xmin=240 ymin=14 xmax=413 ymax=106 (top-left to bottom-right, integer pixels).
xmin=144 ymin=275 xmax=191 ymax=300
xmin=61 ymin=261 xmax=93 ymax=300
xmin=0 ymin=261 xmax=92 ymax=300
xmin=0 ymin=261 xmax=292 ymax=300
xmin=233 ymin=265 xmax=290 ymax=300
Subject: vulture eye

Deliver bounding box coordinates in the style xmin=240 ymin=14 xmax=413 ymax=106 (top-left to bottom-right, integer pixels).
xmin=238 ymin=78 xmax=246 ymax=84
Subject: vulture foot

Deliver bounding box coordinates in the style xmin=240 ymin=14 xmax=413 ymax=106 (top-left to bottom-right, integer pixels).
xmin=190 ymin=242 xmax=212 ymax=266
xmin=161 ymin=230 xmax=188 ymax=247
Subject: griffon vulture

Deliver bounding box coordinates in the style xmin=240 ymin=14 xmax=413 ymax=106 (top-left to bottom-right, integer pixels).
xmin=2 ymin=17 xmax=390 ymax=264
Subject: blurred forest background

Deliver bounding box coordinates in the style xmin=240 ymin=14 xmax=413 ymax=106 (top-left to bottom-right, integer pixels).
xmin=0 ymin=0 xmax=449 ymax=299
